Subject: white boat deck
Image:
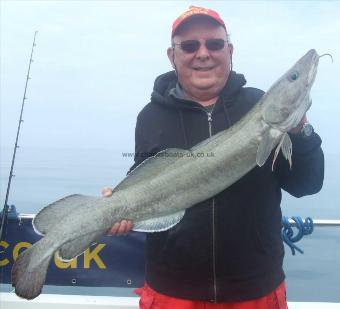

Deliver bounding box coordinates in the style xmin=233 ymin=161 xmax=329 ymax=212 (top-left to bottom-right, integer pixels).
xmin=1 ymin=293 xmax=340 ymax=309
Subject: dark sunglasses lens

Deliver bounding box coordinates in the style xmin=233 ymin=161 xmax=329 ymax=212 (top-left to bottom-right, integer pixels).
xmin=206 ymin=39 xmax=226 ymax=51
xmin=180 ymin=40 xmax=200 ymax=53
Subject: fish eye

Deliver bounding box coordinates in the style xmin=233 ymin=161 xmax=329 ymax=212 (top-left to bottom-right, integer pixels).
xmin=288 ymin=70 xmax=299 ymax=82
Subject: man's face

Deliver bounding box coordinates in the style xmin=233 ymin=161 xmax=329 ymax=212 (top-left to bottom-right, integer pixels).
xmin=168 ymin=18 xmax=233 ymax=100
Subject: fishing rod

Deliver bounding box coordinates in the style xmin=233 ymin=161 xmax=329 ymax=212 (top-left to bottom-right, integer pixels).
xmin=0 ymin=31 xmax=38 ymax=242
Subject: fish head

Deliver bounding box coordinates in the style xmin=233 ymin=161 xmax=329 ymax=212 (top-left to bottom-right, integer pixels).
xmin=262 ymin=49 xmax=319 ymax=131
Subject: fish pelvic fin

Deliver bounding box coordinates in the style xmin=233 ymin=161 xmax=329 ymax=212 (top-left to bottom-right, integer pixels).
xmin=257 ymin=125 xmax=293 ymax=170
xmin=272 ymin=132 xmax=293 ymax=171
xmin=11 ymin=242 xmax=52 ymax=300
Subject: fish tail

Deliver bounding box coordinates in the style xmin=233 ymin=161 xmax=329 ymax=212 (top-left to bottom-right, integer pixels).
xmin=11 ymin=240 xmax=53 ymax=300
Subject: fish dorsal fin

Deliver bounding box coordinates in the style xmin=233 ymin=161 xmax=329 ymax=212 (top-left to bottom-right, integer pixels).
xmin=33 ymin=194 xmax=100 ymax=236
xmin=133 ymin=210 xmax=185 ymax=232
xmin=113 ymin=148 xmax=189 ymax=193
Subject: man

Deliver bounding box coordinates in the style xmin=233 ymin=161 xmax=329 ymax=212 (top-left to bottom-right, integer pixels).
xmin=102 ymin=6 xmax=324 ymax=308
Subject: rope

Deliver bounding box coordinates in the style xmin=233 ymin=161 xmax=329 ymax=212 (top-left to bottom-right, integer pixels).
xmin=281 ymin=216 xmax=314 ymax=255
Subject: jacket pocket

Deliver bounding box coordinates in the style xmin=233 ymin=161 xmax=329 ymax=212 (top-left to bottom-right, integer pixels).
xmin=251 ymin=186 xmax=284 ymax=258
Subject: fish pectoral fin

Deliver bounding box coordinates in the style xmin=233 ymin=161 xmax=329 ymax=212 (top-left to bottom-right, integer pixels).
xmin=113 ymin=148 xmax=190 ymax=193
xmin=132 ymin=210 xmax=185 ymax=233
xmin=33 ymin=194 xmax=100 ymax=236
xmin=256 ymin=128 xmax=277 ymax=167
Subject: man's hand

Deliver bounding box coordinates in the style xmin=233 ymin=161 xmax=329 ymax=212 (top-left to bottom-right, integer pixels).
xmin=101 ymin=187 xmax=134 ymax=236
xmin=289 ymin=114 xmax=307 ymax=134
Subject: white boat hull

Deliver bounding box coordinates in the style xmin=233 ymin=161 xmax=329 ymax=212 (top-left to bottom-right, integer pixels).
xmin=2 ymin=292 xmax=340 ymax=309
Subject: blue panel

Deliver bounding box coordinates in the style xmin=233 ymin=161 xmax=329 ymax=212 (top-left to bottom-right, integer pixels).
xmin=0 ymin=216 xmax=146 ymax=287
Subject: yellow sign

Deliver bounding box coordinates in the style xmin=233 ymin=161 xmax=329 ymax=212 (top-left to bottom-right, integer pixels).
xmin=0 ymin=241 xmax=107 ymax=269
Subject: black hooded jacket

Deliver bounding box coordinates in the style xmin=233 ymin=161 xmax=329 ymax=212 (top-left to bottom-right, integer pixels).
xmin=131 ymin=70 xmax=324 ymax=302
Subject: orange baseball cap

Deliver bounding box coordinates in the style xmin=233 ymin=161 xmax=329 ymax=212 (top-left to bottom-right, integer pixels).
xmin=172 ymin=6 xmax=226 ymax=37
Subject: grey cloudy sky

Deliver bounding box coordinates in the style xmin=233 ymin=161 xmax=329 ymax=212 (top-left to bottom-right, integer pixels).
xmin=1 ymin=0 xmax=340 ymax=154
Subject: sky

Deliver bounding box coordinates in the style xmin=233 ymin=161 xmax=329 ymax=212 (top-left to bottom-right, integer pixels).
xmin=1 ymin=0 xmax=340 ymax=155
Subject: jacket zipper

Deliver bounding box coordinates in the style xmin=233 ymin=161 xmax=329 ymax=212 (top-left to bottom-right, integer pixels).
xmin=207 ymin=112 xmax=213 ymax=137
xmin=207 ymin=110 xmax=217 ymax=302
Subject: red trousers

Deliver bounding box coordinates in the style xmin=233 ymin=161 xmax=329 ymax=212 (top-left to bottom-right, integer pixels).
xmin=135 ymin=281 xmax=287 ymax=309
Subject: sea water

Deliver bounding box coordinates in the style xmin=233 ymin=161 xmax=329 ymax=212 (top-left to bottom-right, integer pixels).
xmin=0 ymin=147 xmax=339 ymax=302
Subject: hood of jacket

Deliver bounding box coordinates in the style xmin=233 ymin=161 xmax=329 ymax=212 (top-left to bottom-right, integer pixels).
xmin=150 ymin=70 xmax=247 ymax=109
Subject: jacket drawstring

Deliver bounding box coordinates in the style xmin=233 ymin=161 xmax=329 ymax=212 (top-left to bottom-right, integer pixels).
xmin=222 ymin=102 xmax=231 ymax=128
xmin=179 ymin=110 xmax=189 ymax=149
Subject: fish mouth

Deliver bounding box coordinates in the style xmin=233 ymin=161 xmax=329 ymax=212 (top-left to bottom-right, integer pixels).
xmin=305 ymin=50 xmax=319 ymax=88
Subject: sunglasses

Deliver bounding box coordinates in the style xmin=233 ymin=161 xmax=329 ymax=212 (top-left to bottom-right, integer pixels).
xmin=173 ymin=39 xmax=228 ymax=53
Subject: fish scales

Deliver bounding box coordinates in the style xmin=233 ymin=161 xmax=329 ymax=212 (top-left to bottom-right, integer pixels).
xmin=126 ymin=104 xmax=263 ymax=217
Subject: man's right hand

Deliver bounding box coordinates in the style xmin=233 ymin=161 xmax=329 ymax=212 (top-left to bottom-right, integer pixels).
xmin=101 ymin=187 xmax=134 ymax=236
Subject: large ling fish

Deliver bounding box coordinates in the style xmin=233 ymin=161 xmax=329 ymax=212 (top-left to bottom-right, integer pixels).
xmin=12 ymin=49 xmax=319 ymax=299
